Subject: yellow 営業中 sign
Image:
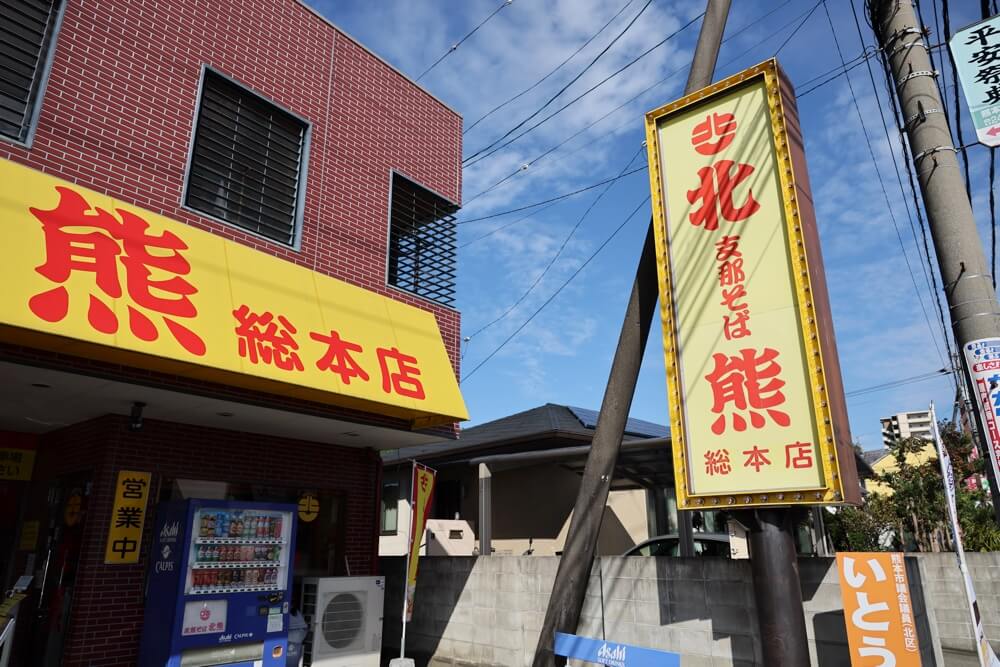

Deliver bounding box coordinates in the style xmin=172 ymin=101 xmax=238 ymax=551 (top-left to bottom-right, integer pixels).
xmin=645 ymin=60 xmax=858 ymax=508
xmin=0 ymin=157 xmax=467 ymax=428
xmin=104 ymin=470 xmax=151 ymax=564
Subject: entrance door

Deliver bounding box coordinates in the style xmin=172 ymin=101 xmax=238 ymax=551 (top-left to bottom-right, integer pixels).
xmin=33 ymin=474 xmax=90 ymax=667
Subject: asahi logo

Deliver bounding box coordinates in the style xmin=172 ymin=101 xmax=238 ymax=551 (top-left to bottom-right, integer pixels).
xmin=597 ymin=642 xmax=626 ymax=667
xmin=160 ymin=521 xmax=180 ymax=543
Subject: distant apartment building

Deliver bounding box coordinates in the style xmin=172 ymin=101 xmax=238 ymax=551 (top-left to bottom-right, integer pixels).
xmin=880 ymin=410 xmax=934 ymax=446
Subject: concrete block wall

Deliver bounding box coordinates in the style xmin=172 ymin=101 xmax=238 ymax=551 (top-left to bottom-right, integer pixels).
xmin=915 ymin=552 xmax=1000 ymax=664
xmin=381 ymin=553 xmax=1000 ymax=666
xmin=382 ymin=557 xmax=806 ymax=666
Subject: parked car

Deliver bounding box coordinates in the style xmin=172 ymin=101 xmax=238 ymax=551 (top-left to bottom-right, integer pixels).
xmin=622 ymin=532 xmax=731 ymax=558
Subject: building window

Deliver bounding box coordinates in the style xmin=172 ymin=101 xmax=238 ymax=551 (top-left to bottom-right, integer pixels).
xmin=184 ymin=69 xmax=308 ymax=246
xmin=0 ymin=0 xmax=62 ymax=144
xmin=388 ymin=173 xmax=458 ymax=306
xmin=380 ymin=482 xmax=399 ymax=535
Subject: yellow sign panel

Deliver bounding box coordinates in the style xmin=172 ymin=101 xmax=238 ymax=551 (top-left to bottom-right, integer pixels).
xmin=104 ymin=470 xmax=151 ymax=564
xmin=645 ymin=60 xmax=857 ymax=508
xmin=405 ymin=463 xmax=436 ymax=622
xmin=0 ymin=448 xmax=35 ymax=481
xmin=0 ymin=158 xmax=467 ymax=427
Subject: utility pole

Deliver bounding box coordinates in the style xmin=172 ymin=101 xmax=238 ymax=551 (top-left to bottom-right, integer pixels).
xmin=530 ymin=2 xmax=731 ymax=665
xmin=870 ymin=0 xmax=1000 ymax=523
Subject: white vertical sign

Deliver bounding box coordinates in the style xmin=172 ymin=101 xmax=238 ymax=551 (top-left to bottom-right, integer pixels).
xmin=962 ymin=340 xmax=1000 ymax=494
xmin=930 ymin=403 xmax=1000 ymax=667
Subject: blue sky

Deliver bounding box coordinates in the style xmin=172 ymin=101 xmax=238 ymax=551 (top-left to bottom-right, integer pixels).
xmin=310 ymin=0 xmax=995 ymax=451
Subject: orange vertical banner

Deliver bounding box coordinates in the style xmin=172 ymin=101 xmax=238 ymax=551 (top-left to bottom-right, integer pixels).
xmin=405 ymin=463 xmax=436 ymax=622
xmin=836 ymin=552 xmax=920 ymax=665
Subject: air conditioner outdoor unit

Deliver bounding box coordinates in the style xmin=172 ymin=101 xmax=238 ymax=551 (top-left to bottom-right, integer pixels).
xmin=299 ymin=576 xmax=385 ymax=667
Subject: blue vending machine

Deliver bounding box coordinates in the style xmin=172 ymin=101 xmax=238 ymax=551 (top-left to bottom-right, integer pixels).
xmin=139 ymin=499 xmax=298 ymax=667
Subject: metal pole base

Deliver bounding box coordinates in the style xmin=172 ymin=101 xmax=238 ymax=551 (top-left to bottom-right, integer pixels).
xmin=745 ymin=508 xmax=810 ymax=666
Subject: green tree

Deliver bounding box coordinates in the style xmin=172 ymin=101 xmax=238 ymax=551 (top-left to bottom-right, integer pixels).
xmin=828 ymin=421 xmax=1000 ymax=552
xmin=826 ymin=496 xmax=894 ymax=552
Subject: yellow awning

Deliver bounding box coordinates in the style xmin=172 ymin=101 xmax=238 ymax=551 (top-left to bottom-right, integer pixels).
xmin=0 ymin=158 xmax=467 ymax=428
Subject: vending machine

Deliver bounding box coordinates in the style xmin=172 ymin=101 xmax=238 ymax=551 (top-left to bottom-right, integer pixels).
xmin=139 ymin=499 xmax=297 ymax=667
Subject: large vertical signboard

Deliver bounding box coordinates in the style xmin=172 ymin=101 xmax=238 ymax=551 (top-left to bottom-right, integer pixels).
xmin=950 ymin=15 xmax=1000 ymax=147
xmin=645 ymin=59 xmax=859 ymax=508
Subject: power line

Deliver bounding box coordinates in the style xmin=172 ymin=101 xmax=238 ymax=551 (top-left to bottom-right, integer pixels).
xmin=461 ymin=196 xmax=650 ymax=382
xmin=463 ymin=0 xmax=658 ymax=163
xmin=992 ymin=149 xmax=998 ymax=289
xmin=821 ymin=1 xmax=950 ymax=370
xmin=465 ymin=3 xmax=876 ymax=237
xmin=463 ymin=0 xmax=804 ymax=206
xmin=797 ymin=49 xmax=877 ymax=97
xmin=457 ymin=165 xmax=647 ymax=224
xmin=415 ymin=0 xmax=514 ymax=82
xmin=462 ymin=11 xmax=706 ymax=169
xmin=983 ymin=3 xmax=1000 ymax=289
xmin=844 ymin=1 xmax=954 ymax=366
xmin=852 ymin=0 xmax=961 ymax=400
xmin=845 ymin=368 xmax=949 ymax=398
xmin=464 ymin=0 xmax=639 ymax=135
xmin=459 ymin=200 xmax=563 ymax=249
xmin=774 ymin=0 xmax=824 ymax=56
xmin=939 ymin=0 xmax=973 ymax=197
xmin=466 ymin=145 xmax=644 ymax=340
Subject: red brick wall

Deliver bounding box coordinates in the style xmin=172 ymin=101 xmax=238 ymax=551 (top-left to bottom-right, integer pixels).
xmin=37 ymin=414 xmax=381 ymax=667
xmin=0 ymin=0 xmax=462 ymax=373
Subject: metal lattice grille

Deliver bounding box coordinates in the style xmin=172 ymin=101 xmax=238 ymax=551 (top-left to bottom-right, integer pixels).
xmin=0 ymin=0 xmax=59 ymax=143
xmin=185 ymin=70 xmax=306 ymax=245
xmin=388 ymin=173 xmax=458 ymax=307
xmin=301 ymin=584 xmax=316 ymax=664
xmin=320 ymin=592 xmax=363 ymax=649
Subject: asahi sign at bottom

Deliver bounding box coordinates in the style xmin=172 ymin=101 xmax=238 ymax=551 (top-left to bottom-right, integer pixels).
xmin=962 ymin=338 xmax=1000 ymax=490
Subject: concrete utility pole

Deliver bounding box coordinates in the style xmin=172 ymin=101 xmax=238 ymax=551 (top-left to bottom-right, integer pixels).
xmin=530 ymin=1 xmax=731 ymax=665
xmin=870 ymin=0 xmax=1000 ymax=523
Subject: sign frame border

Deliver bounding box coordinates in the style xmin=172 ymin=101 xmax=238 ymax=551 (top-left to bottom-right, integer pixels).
xmin=644 ymin=58 xmax=857 ymax=509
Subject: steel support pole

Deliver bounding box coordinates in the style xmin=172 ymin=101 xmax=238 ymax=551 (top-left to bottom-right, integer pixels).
xmin=870 ymin=0 xmax=1000 ymax=523
xmin=531 ymin=2 xmax=731 ymax=665
xmin=478 ymin=463 xmax=492 ymax=556
xmin=747 ymin=509 xmax=810 ymax=666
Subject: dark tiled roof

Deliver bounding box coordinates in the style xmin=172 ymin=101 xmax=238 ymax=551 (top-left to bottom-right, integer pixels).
xmin=381 ymin=403 xmax=666 ymax=464
xmin=567 ymin=406 xmax=669 ymax=438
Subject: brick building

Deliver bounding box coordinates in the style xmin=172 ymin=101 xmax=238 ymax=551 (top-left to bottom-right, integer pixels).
xmin=0 ymin=0 xmax=465 ymax=664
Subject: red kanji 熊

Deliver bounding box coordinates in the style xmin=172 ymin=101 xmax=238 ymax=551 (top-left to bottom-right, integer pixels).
xmin=28 ymin=187 xmax=205 ymax=355
xmin=704 ymin=347 xmax=790 ymax=434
